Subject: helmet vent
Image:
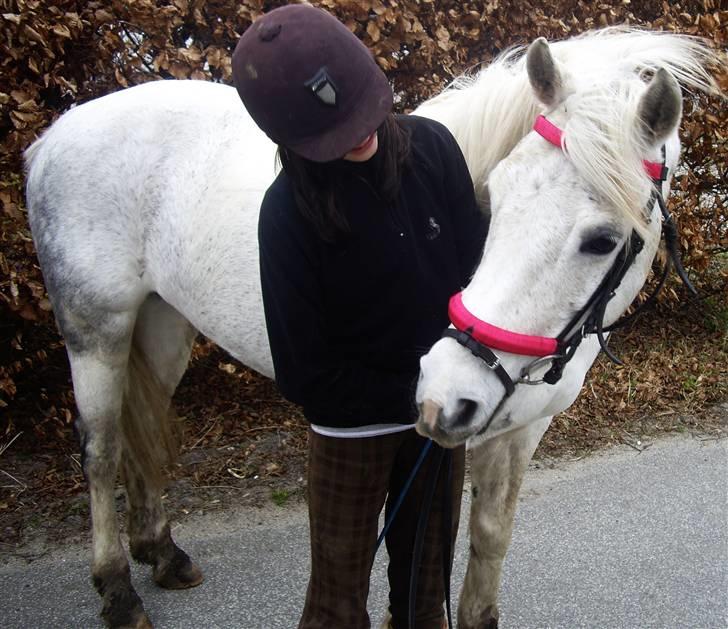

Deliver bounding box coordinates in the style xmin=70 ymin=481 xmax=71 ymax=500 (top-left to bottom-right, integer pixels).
xmin=257 ymin=22 xmax=282 ymax=42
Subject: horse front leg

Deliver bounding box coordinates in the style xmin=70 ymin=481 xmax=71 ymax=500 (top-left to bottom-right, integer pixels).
xmin=70 ymin=346 xmax=152 ymax=629
xmin=458 ymin=416 xmax=551 ymax=629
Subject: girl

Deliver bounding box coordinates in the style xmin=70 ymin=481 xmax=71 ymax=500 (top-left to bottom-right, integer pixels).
xmin=232 ymin=5 xmax=488 ymax=627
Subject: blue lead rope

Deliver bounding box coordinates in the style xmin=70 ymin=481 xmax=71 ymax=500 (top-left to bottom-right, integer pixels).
xmin=372 ymin=437 xmax=453 ymax=629
xmin=374 ymin=438 xmax=433 ymax=553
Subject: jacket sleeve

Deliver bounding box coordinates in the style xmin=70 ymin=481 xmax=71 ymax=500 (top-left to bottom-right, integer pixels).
xmin=258 ymin=185 xmax=416 ymax=423
xmin=433 ymin=120 xmax=490 ymax=287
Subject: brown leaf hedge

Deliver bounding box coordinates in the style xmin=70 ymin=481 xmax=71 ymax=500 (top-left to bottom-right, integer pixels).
xmin=1 ymin=0 xmax=726 ymax=409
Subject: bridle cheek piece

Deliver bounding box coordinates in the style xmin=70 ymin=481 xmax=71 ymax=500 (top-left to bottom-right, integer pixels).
xmin=443 ymin=115 xmax=694 ymax=436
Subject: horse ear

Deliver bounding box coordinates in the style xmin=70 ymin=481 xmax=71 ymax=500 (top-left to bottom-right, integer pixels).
xmin=636 ymin=67 xmax=682 ymax=146
xmin=526 ymin=37 xmax=565 ymax=107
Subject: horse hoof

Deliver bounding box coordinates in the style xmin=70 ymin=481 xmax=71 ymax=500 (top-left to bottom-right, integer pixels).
xmin=104 ymin=605 xmax=153 ymax=628
xmin=155 ymin=560 xmax=203 ymax=589
xmin=378 ymin=611 xmax=393 ymax=629
xmin=458 ymin=604 xmax=499 ymax=629
xmin=153 ymin=546 xmax=203 ymax=589
xmin=123 ymin=613 xmax=154 ymax=629
xmin=95 ymin=564 xmax=153 ymax=629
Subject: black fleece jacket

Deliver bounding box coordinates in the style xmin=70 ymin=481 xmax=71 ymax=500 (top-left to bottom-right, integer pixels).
xmin=258 ymin=115 xmax=488 ymax=428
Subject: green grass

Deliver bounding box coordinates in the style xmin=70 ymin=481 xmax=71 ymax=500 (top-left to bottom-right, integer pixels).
xmin=271 ymin=489 xmax=290 ymax=507
xmin=682 ymin=375 xmax=699 ymax=394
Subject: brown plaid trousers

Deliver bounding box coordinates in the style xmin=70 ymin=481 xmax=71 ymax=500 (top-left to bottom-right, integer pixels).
xmin=299 ymin=427 xmax=465 ymax=629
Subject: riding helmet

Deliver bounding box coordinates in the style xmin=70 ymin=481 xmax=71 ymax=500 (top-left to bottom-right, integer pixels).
xmin=232 ymin=4 xmax=393 ymax=162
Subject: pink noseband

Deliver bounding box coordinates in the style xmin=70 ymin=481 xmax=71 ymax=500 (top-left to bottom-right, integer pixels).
xmin=448 ymin=292 xmax=559 ymax=357
xmin=447 ymin=116 xmax=667 ymax=360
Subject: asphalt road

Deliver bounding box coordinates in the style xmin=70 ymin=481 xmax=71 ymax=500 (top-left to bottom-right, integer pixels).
xmin=2 ymin=434 xmax=726 ymax=628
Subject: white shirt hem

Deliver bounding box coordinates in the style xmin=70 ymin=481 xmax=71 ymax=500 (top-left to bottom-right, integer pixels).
xmin=310 ymin=423 xmax=415 ymax=439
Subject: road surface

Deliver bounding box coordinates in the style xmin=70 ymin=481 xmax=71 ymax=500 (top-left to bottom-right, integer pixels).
xmin=2 ymin=434 xmax=726 ymax=628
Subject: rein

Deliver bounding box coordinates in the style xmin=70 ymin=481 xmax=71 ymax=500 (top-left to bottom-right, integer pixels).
xmin=445 ymin=115 xmax=696 ymax=436
xmin=372 ymin=438 xmax=455 ymax=629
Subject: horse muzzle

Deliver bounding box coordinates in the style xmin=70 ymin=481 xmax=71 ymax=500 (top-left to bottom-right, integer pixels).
xmin=416 ymin=398 xmax=485 ymax=447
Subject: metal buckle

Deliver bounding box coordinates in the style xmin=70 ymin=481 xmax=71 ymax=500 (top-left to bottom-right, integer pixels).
xmin=518 ymin=354 xmax=563 ymax=385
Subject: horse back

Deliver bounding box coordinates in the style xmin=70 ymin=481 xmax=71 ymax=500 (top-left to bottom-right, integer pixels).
xmin=23 ymin=81 xmax=276 ymax=357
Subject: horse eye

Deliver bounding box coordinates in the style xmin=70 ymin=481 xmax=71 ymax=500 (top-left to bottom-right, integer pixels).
xmin=580 ymin=235 xmax=618 ymax=255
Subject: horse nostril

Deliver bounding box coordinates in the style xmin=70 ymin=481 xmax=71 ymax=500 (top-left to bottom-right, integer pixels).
xmin=419 ymin=399 xmax=443 ymax=432
xmin=452 ymin=398 xmax=479 ymax=428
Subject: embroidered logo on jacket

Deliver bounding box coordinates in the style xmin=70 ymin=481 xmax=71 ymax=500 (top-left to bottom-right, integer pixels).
xmin=426 ymin=216 xmax=441 ymax=240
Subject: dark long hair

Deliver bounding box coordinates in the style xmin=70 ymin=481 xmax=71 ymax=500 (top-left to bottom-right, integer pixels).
xmin=277 ymin=114 xmax=411 ymax=242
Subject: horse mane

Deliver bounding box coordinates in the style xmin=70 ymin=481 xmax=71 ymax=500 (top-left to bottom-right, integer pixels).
xmin=417 ymin=47 xmax=538 ymax=204
xmin=420 ymin=27 xmax=722 ymax=231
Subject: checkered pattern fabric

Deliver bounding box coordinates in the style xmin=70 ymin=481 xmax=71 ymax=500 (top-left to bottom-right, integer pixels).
xmin=299 ymin=428 xmax=465 ymax=628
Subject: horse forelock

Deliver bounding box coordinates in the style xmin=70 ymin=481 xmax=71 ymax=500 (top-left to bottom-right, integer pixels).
xmin=420 ymin=26 xmax=721 ymax=226
xmin=559 ymin=78 xmax=659 ymax=237
xmin=548 ymin=27 xmax=721 ymax=235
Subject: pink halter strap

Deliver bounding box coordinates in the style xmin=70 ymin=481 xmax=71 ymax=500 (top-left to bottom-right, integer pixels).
xmin=533 ymin=115 xmax=666 ymax=181
xmin=448 ymin=292 xmax=559 ymax=357
xmin=533 ymin=114 xmax=564 ymax=149
xmin=445 ymin=117 xmax=669 ymax=361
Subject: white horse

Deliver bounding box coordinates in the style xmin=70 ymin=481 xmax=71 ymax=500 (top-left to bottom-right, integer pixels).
xmin=24 ymin=27 xmax=717 ymax=629
xmin=414 ymin=31 xmax=718 ymax=628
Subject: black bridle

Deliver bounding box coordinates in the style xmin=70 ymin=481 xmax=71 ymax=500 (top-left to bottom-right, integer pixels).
xmin=444 ymin=144 xmax=697 ymax=437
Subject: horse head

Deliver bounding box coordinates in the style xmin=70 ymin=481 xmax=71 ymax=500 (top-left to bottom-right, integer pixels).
xmin=416 ymin=34 xmax=688 ymax=448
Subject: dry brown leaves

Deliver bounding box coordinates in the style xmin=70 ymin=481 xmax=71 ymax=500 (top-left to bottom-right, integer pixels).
xmin=1 ymin=1 xmax=726 ymax=435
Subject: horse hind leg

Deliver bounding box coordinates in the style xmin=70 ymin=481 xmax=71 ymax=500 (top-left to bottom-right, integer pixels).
xmin=65 ymin=310 xmax=152 ymax=629
xmin=120 ymin=294 xmax=202 ymax=590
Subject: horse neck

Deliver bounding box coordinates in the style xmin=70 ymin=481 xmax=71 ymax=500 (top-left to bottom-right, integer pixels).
xmin=417 ymin=64 xmax=541 ymax=201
